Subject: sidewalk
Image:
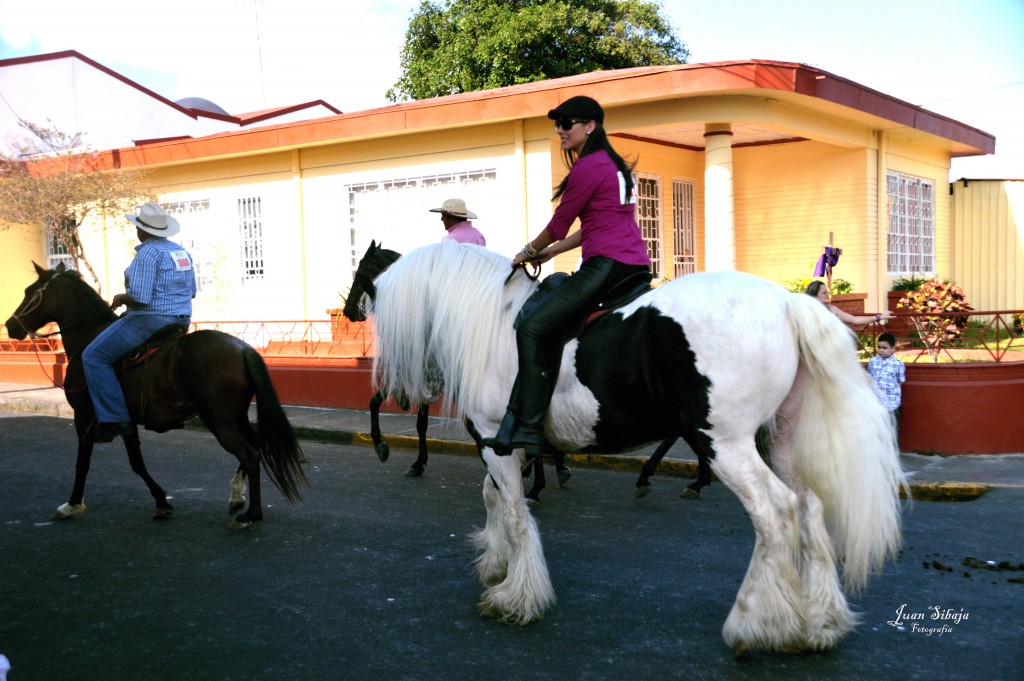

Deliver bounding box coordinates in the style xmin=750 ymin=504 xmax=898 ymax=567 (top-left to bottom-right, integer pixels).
xmin=2 ymin=382 xmax=1021 ymax=500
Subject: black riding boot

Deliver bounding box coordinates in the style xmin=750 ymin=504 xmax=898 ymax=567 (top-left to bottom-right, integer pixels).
xmin=482 ymin=365 xmax=552 ymax=456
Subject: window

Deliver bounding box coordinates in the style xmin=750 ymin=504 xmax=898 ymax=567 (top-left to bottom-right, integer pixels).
xmin=346 ymin=168 xmax=497 ymax=278
xmin=636 ymin=174 xmax=662 ymax=279
xmin=44 ymin=215 xmax=77 ymax=271
xmin=163 ymin=199 xmax=214 ymax=292
xmin=671 ymin=180 xmax=696 ymax=277
xmin=238 ymin=197 xmax=264 ymax=281
xmin=886 ymin=172 xmax=934 ymax=275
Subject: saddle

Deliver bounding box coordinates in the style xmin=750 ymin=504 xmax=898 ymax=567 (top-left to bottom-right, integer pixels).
xmin=120 ymin=324 xmax=188 ymax=369
xmin=514 ymin=270 xmax=653 ymax=341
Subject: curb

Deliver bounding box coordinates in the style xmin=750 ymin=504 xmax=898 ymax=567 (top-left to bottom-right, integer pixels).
xmin=1 ymin=401 xmax=1001 ymax=502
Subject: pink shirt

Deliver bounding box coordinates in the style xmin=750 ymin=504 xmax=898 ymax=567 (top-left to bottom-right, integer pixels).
xmin=442 ymin=221 xmax=486 ymax=246
xmin=543 ymin=150 xmax=650 ymax=266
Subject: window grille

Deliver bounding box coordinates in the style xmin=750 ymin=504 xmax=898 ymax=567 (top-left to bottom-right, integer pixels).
xmin=672 ymin=180 xmax=696 ymax=277
xmin=636 ymin=174 xmax=662 ymax=279
xmin=238 ymin=197 xmax=265 ymax=281
xmin=44 ymin=215 xmax=76 ymax=271
xmin=886 ymin=172 xmax=934 ymax=275
xmin=163 ymin=199 xmax=213 ymax=292
xmin=346 ymin=168 xmax=497 ymax=277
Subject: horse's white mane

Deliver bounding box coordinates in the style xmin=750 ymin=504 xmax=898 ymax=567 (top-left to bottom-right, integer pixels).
xmin=369 ymin=243 xmax=537 ymax=419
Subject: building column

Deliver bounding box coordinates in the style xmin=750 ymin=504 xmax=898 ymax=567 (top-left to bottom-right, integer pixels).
xmin=704 ymin=123 xmax=735 ymax=271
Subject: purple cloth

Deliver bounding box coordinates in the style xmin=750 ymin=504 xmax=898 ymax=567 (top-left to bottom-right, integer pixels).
xmin=813 ymin=246 xmax=842 ymax=277
xmin=543 ymin=150 xmax=650 ymax=267
xmin=442 ymin=221 xmax=486 ymax=246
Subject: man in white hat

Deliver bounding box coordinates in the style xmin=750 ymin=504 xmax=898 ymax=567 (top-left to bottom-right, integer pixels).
xmin=428 ymin=198 xmax=485 ymax=246
xmin=81 ymin=202 xmax=197 ymax=442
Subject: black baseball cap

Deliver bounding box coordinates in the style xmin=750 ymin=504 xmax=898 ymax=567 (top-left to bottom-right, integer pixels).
xmin=547 ymin=96 xmax=604 ymax=124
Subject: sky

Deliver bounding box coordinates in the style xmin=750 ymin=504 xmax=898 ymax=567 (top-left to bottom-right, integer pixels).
xmin=0 ymin=0 xmax=1021 ymax=179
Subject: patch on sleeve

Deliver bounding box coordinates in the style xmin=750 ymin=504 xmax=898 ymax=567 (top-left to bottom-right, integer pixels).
xmin=168 ymin=250 xmax=193 ymax=272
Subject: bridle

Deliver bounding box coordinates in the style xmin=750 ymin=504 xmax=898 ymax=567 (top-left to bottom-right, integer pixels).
xmin=8 ymin=272 xmax=64 ymax=339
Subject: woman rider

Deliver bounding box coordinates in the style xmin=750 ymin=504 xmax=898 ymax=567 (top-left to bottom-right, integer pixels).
xmin=482 ymin=96 xmax=651 ymax=456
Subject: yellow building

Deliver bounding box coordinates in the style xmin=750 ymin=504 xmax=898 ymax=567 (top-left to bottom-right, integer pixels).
xmin=3 ymin=60 xmax=998 ymax=321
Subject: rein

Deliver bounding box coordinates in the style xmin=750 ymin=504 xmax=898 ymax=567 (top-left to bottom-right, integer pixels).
xmin=504 ymin=261 xmax=541 ymax=286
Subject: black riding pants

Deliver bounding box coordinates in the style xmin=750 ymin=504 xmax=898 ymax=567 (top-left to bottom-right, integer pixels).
xmin=517 ymin=256 xmax=650 ymax=375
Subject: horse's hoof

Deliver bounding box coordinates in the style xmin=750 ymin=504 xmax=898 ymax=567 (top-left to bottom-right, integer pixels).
xmin=54 ymin=502 xmax=86 ymax=520
xmin=228 ymin=500 xmax=245 ymax=515
xmin=733 ymin=642 xmax=751 ymax=659
xmin=405 ymin=466 xmax=424 ymax=478
xmin=375 ymin=443 xmax=390 ymax=463
xmin=153 ymin=508 xmax=173 ymax=520
xmin=227 ymin=517 xmax=254 ymax=530
xmin=680 ymin=487 xmax=701 ymax=500
xmin=635 ymin=485 xmax=652 ymax=499
xmin=557 ymin=468 xmax=572 ymax=486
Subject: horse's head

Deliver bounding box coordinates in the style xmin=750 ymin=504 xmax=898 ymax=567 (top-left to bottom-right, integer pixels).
xmin=4 ymin=261 xmax=113 ymax=340
xmin=5 ymin=262 xmax=66 ymax=339
xmin=343 ymin=240 xmax=402 ymax=322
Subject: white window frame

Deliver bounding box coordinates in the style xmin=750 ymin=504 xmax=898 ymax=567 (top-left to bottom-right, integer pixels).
xmin=345 ymin=168 xmax=498 ymax=279
xmin=44 ymin=216 xmax=76 ymax=272
xmin=671 ymin=179 xmax=696 ymax=277
xmin=238 ymin=196 xmax=265 ymax=281
xmin=886 ymin=171 xmax=935 ymax=275
xmin=163 ymin=199 xmax=214 ymax=292
xmin=635 ymin=173 xmax=663 ymax=280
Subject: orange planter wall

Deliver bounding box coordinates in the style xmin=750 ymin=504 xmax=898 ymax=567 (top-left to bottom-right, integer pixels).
xmin=899 ymin=362 xmax=1024 ymax=454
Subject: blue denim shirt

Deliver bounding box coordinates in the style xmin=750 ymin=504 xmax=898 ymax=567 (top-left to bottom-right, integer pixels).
xmin=124 ymin=238 xmax=197 ymax=316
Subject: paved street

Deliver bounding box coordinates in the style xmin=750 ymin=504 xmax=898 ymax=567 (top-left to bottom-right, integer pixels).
xmin=1 ymin=414 xmax=1022 ymax=680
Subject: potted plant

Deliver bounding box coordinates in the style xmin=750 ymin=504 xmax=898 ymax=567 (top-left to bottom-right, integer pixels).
xmin=896 ymin=277 xmax=974 ymax=361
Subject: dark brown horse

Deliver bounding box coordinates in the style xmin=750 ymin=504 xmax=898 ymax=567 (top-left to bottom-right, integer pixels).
xmin=4 ymin=262 xmax=307 ymax=528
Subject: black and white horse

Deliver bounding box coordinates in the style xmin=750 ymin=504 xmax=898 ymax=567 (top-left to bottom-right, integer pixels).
xmin=368 ymin=243 xmax=905 ymax=655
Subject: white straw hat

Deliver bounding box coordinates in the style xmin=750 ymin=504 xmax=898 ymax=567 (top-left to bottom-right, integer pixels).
xmin=126 ymin=202 xmax=180 ymax=237
xmin=428 ymin=198 xmax=477 ymax=220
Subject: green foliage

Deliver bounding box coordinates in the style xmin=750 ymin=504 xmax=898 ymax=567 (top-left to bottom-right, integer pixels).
xmin=890 ymin=275 xmax=929 ymax=292
xmin=387 ymin=0 xmax=689 ymax=101
xmin=782 ymin=277 xmax=853 ymax=295
xmin=897 ymin=278 xmax=974 ymax=347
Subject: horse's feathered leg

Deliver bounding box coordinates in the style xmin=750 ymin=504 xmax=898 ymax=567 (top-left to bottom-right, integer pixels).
xmin=120 ymin=426 xmax=174 ymax=519
xmin=406 ymin=402 xmax=429 ymax=477
xmin=472 ymin=450 xmax=555 ymax=625
xmin=369 ymin=391 xmax=390 ymax=463
xmin=711 ymin=438 xmax=804 ymax=656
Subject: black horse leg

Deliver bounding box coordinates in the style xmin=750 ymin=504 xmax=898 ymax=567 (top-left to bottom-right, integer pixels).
xmin=552 ymin=449 xmax=572 ymax=486
xmin=120 ymin=426 xmax=174 ymax=518
xmin=56 ymin=415 xmax=96 ymax=519
xmin=679 ymin=432 xmax=715 ymax=499
xmin=524 ymin=457 xmax=545 ymax=503
xmin=369 ymin=391 xmax=390 ymax=462
xmin=635 ymin=437 xmax=677 ymax=499
xmin=406 ymin=402 xmax=429 ymax=477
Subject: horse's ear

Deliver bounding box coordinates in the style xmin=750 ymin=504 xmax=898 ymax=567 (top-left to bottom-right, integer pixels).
xmin=32 ymin=261 xmax=47 ymax=277
xmin=55 ymin=261 xmax=67 ymax=273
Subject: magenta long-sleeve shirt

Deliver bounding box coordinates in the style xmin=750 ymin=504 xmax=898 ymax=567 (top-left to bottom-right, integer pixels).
xmin=543 ymin=150 xmax=650 ymax=267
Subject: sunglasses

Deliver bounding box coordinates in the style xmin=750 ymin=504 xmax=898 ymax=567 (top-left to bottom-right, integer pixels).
xmin=554 ymin=117 xmax=589 ymax=131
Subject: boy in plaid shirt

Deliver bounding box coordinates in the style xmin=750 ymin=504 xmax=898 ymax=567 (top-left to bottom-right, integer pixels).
xmin=868 ymin=333 xmax=906 ymax=430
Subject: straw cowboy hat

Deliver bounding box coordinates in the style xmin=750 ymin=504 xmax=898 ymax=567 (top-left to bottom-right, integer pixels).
xmin=126 ymin=202 xmax=180 ymax=238
xmin=429 ymin=198 xmax=477 ymax=220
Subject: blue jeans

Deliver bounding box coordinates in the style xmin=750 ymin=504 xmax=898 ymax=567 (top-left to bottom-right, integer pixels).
xmin=82 ymin=314 xmax=190 ymax=423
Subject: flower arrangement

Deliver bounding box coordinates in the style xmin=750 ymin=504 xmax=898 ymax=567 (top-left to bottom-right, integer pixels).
xmin=897 ymin=278 xmax=974 ymax=347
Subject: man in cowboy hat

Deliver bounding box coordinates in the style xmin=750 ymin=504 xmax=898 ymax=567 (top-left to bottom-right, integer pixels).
xmin=429 ymin=198 xmax=485 ymax=245
xmin=82 ymin=202 xmax=197 ymax=442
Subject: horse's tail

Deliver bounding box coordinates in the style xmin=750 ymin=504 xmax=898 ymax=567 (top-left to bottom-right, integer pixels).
xmin=785 ymin=294 xmax=906 ymax=591
xmin=244 ymin=348 xmax=307 ymax=502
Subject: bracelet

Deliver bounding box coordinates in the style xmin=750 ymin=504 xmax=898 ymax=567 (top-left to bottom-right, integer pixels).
xmin=523 ymin=241 xmax=539 ymax=258
xmin=876 ymin=314 xmax=881 ymax=322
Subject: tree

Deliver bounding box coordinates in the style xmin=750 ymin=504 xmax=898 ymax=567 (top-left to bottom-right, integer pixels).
xmin=387 ymin=0 xmax=689 ymax=102
xmin=0 ymin=121 xmax=152 ymax=294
